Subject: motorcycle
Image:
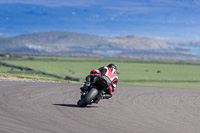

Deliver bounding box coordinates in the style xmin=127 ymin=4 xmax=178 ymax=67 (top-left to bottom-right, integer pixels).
xmin=77 ymin=75 xmax=112 ymax=107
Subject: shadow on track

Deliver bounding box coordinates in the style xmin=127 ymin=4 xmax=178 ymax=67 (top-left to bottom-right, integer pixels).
xmin=53 ymin=104 xmax=98 ymax=108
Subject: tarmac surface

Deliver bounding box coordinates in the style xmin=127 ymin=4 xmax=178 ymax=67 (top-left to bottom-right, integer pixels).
xmin=0 ymin=79 xmax=200 ymax=133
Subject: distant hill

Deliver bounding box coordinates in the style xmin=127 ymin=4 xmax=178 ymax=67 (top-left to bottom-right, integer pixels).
xmin=0 ymin=31 xmax=200 ymax=60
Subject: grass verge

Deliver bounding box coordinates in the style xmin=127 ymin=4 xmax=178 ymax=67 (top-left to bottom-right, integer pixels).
xmin=0 ymin=73 xmax=81 ymax=84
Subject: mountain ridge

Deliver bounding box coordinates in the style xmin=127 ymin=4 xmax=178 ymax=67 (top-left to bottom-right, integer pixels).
xmin=0 ymin=31 xmax=200 ymax=60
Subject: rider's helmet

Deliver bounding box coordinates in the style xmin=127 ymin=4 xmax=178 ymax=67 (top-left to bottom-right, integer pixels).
xmin=107 ymin=64 xmax=117 ymax=73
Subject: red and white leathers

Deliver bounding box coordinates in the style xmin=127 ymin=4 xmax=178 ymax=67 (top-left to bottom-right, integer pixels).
xmin=90 ymin=66 xmax=118 ymax=95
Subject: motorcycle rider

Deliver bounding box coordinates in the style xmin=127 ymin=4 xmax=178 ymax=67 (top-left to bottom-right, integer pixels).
xmin=80 ymin=64 xmax=118 ymax=102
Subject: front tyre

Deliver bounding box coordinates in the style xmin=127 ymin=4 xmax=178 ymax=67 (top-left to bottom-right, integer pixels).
xmin=77 ymin=88 xmax=98 ymax=107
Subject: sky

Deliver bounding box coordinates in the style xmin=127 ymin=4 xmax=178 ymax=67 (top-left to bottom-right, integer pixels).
xmin=0 ymin=0 xmax=200 ymax=40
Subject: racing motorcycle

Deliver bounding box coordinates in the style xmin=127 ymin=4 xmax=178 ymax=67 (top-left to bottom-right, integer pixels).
xmin=77 ymin=75 xmax=112 ymax=107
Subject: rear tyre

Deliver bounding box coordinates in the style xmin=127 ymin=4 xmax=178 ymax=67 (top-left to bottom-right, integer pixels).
xmin=77 ymin=88 xmax=98 ymax=107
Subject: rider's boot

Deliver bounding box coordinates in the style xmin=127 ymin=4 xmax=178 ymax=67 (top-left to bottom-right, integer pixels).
xmin=92 ymin=93 xmax=112 ymax=104
xmin=80 ymin=77 xmax=91 ymax=92
xmin=102 ymin=94 xmax=112 ymax=99
xmin=80 ymin=84 xmax=89 ymax=92
xmin=80 ymin=81 xmax=90 ymax=92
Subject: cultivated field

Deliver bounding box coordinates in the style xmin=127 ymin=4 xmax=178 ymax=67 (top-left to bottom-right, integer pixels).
xmin=1 ymin=55 xmax=200 ymax=89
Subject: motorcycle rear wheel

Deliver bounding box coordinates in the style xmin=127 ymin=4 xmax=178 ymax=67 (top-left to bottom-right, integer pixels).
xmin=77 ymin=88 xmax=98 ymax=107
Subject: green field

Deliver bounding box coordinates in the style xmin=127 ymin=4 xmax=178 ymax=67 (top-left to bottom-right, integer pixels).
xmin=1 ymin=55 xmax=200 ymax=89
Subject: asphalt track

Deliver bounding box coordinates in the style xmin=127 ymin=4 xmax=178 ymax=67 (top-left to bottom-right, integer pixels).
xmin=0 ymin=80 xmax=200 ymax=133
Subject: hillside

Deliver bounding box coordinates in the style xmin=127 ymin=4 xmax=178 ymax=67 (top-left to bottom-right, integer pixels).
xmin=0 ymin=31 xmax=199 ymax=60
